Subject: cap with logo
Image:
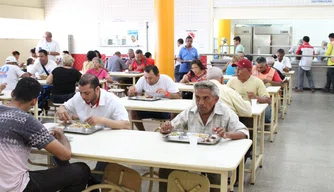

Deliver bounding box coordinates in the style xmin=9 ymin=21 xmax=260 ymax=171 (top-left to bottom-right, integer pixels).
xmin=5 ymin=56 xmax=17 ymax=64
xmin=231 ymin=58 xmax=252 ymax=69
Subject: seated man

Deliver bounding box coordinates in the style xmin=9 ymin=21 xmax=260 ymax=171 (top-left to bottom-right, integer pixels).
xmin=28 ymin=49 xmax=57 ymax=77
xmin=57 ymin=73 xmax=130 ymax=182
xmin=227 ymin=58 xmax=271 ymax=123
xmin=128 ymin=49 xmax=154 ymax=73
xmin=252 ymin=56 xmax=283 ymax=87
xmin=159 ymin=81 xmax=249 ymax=192
xmin=273 ymin=49 xmax=291 ymax=73
xmin=0 ymin=77 xmax=90 ymax=192
xmin=128 ymin=65 xmax=181 ymax=131
xmin=0 ymin=56 xmax=29 ymax=90
xmin=206 ymin=67 xmax=252 ymax=117
xmin=0 ymin=83 xmax=6 ymax=93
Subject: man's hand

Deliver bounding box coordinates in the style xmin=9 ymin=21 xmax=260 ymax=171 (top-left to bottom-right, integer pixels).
xmin=263 ymin=79 xmax=270 ymax=84
xmin=128 ymin=64 xmax=133 ymax=71
xmin=247 ymin=92 xmax=256 ymax=100
xmin=85 ymin=116 xmax=104 ymax=126
xmin=50 ymin=128 xmax=66 ymax=140
xmin=181 ymin=75 xmax=189 ymax=83
xmin=283 ymin=67 xmax=290 ymax=73
xmin=212 ymin=127 xmax=227 ymax=138
xmin=128 ymin=86 xmax=137 ymax=96
xmin=156 ymin=88 xmax=167 ymax=95
xmin=0 ymin=83 xmax=7 ymax=91
xmin=160 ymin=121 xmax=173 ymax=134
xmin=137 ymin=65 xmax=145 ymax=71
xmin=57 ymin=106 xmax=72 ymax=122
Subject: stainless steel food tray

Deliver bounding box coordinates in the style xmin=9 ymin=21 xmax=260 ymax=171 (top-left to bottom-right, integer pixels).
xmin=128 ymin=96 xmax=161 ymax=101
xmin=163 ymin=132 xmax=221 ymax=145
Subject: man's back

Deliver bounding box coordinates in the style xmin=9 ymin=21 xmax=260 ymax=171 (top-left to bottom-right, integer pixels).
xmin=0 ymin=105 xmax=54 ymax=192
xmin=107 ymin=55 xmax=126 ymax=72
xmin=0 ymin=64 xmax=24 ymax=90
xmin=297 ymin=43 xmax=314 ymax=70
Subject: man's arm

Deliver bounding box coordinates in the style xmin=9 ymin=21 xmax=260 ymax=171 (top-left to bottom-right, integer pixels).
xmin=49 ymin=42 xmax=60 ymax=56
xmin=45 ymin=128 xmax=71 ymax=161
xmin=86 ymin=117 xmax=130 ymax=129
xmin=227 ymin=88 xmax=252 ymax=117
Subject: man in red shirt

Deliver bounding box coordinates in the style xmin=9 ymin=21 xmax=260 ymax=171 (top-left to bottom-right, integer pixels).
xmin=129 ymin=49 xmax=154 ymax=72
xmin=252 ymin=57 xmax=283 ymax=86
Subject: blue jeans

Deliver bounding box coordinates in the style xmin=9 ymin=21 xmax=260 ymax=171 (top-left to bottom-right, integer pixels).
xmin=265 ymin=106 xmax=271 ymax=124
xmin=298 ymin=66 xmax=315 ymax=89
xmin=174 ymin=65 xmax=181 ymax=82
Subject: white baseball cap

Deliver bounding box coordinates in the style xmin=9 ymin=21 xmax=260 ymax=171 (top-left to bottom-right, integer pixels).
xmin=5 ymin=56 xmax=17 ymax=63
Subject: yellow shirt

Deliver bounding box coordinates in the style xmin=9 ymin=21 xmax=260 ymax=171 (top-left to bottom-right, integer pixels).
xmin=226 ymin=76 xmax=269 ymax=102
xmin=324 ymin=43 xmax=334 ymax=66
xmin=82 ymin=61 xmax=94 ymax=73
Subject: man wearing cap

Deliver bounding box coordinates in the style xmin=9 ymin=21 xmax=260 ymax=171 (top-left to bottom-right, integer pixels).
xmin=36 ymin=31 xmax=60 ymax=61
xmin=252 ymin=57 xmax=283 ymax=87
xmin=0 ymin=56 xmax=29 ymax=90
xmin=227 ymin=58 xmax=271 ymax=123
xmin=205 ymin=67 xmax=251 ymax=117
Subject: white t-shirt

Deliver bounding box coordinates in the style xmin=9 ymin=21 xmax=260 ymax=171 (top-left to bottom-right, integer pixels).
xmin=175 ymin=45 xmax=183 ymax=67
xmin=273 ymin=56 xmax=292 ymax=73
xmin=64 ymin=89 xmax=129 ymax=124
xmin=235 ymin=44 xmax=245 ymax=53
xmin=135 ymin=74 xmax=179 ymax=98
xmin=36 ymin=39 xmax=60 ymax=61
xmin=0 ymin=64 xmax=24 ymax=90
xmin=28 ymin=58 xmax=57 ymax=76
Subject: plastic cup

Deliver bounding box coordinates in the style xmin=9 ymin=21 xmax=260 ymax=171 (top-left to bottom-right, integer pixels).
xmin=187 ymin=133 xmax=199 ymax=147
xmin=251 ymin=99 xmax=257 ymax=106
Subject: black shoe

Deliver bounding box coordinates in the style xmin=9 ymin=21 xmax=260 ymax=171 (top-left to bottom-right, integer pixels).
xmin=324 ymin=88 xmax=330 ymax=93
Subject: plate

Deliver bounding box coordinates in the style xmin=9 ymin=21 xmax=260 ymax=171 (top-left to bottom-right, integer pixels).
xmin=164 ymin=132 xmax=221 ymax=145
xmin=128 ymin=96 xmax=161 ymax=101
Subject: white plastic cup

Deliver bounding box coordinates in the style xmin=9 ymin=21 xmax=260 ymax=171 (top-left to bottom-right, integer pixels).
xmin=187 ymin=133 xmax=199 ymax=147
xmin=251 ymin=99 xmax=257 ymax=106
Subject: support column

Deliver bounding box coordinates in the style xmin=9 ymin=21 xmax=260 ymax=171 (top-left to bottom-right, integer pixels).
xmin=217 ymin=19 xmax=231 ymax=54
xmin=154 ymin=0 xmax=174 ymax=78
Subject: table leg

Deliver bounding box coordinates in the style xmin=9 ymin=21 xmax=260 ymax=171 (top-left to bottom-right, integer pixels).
xmin=260 ymin=111 xmax=265 ymax=167
xmin=269 ymin=94 xmax=275 ymax=142
xmin=288 ymin=75 xmax=293 ymax=105
xmin=238 ymin=157 xmax=245 ymax=192
xmin=251 ymin=116 xmax=258 ymax=184
xmin=132 ymin=77 xmax=136 ymax=85
xmin=282 ymin=82 xmax=288 ymax=119
xmin=34 ymin=101 xmax=38 ymax=119
xmin=220 ymin=172 xmax=228 ymax=192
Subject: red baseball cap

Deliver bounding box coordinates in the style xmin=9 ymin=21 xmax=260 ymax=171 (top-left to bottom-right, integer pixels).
xmin=231 ymin=58 xmax=252 ymax=69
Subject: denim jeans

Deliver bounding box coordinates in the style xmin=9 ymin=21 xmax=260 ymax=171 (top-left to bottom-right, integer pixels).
xmin=298 ymin=66 xmax=315 ymax=89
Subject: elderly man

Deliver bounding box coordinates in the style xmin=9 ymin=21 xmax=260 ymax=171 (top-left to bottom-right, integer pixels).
xmin=0 ymin=56 xmax=29 ymax=90
xmin=28 ymin=49 xmax=57 ymax=77
xmin=0 ymin=77 xmax=90 ymax=192
xmin=159 ymin=81 xmax=249 ymax=192
xmin=274 ymin=49 xmax=291 ymax=73
xmin=227 ymin=58 xmax=271 ymax=123
xmin=206 ymin=67 xmax=251 ymax=117
xmin=106 ymin=51 xmax=127 ymax=80
xmin=252 ymin=57 xmax=283 ymax=86
xmin=129 ymin=49 xmax=154 ymax=73
xmin=36 ymin=31 xmax=60 ymax=61
xmin=128 ymin=65 xmax=181 ymax=131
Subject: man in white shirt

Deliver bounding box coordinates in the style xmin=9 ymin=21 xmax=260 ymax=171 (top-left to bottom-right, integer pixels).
xmin=36 ymin=31 xmax=60 ymax=61
xmin=28 ymin=49 xmax=57 ymax=77
xmin=274 ymin=49 xmax=292 ymax=73
xmin=234 ymin=36 xmax=245 ymax=53
xmin=128 ymin=65 xmax=181 ymax=131
xmin=0 ymin=56 xmax=29 ymax=90
xmin=174 ymin=38 xmax=184 ymax=82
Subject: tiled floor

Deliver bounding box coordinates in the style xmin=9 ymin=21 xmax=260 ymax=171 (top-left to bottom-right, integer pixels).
xmin=28 ymin=90 xmax=334 ymax=192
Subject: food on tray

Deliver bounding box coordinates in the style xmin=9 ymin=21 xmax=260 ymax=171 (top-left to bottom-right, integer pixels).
xmin=60 ymin=121 xmax=91 ymax=129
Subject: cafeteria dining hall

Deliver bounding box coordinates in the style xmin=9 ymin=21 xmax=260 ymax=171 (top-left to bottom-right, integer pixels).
xmin=0 ymin=0 xmax=334 ymax=191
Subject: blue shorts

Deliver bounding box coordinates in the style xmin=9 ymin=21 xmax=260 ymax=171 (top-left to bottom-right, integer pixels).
xmin=137 ymin=111 xmax=170 ymax=120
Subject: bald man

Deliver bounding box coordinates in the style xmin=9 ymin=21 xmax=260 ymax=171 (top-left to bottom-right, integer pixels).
xmin=36 ymin=31 xmax=60 ymax=61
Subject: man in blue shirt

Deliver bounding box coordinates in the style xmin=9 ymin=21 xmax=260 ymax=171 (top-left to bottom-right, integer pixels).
xmin=176 ymin=36 xmax=198 ymax=82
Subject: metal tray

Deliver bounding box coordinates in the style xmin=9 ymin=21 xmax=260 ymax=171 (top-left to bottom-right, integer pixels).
xmin=62 ymin=125 xmax=103 ymax=135
xmin=0 ymin=93 xmax=4 ymax=96
xmin=128 ymin=96 xmax=161 ymax=101
xmin=164 ymin=132 xmax=221 ymax=145
xmin=125 ymin=71 xmax=141 ymax=74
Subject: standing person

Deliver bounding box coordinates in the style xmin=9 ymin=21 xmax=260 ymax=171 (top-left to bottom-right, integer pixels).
xmin=28 ymin=49 xmax=57 ymax=77
xmin=36 ymin=31 xmax=60 ymax=61
xmin=221 ymin=37 xmax=228 ymax=54
xmin=233 ymin=36 xmax=245 ymax=53
xmin=129 ymin=49 xmax=154 ymax=73
xmin=0 ymin=77 xmax=90 ymax=192
xmin=177 ymin=36 xmax=199 ymax=80
xmin=106 ymin=51 xmax=127 ymax=80
xmin=46 ymin=54 xmax=82 ymax=103
xmin=289 ymin=39 xmax=303 ymax=62
xmin=295 ymin=36 xmax=315 ymax=92
xmin=316 ymin=40 xmax=328 ymax=61
xmin=273 ymin=49 xmax=292 ymax=73
xmin=0 ymin=56 xmax=29 ymax=90
xmin=324 ymin=33 xmax=334 ymax=93
xmin=174 ymin=38 xmax=184 ymax=82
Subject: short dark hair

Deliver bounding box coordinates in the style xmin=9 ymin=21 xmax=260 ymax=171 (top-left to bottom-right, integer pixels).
xmin=144 ymin=65 xmax=159 ymax=76
xmin=26 ymin=58 xmax=34 ymax=66
xmin=30 ymin=48 xmax=36 ymax=54
xmin=145 ymin=52 xmax=152 ymax=58
xmin=256 ymin=56 xmax=267 ymax=64
xmin=233 ymin=36 xmax=241 ymax=42
xmin=94 ymin=50 xmax=102 ymax=58
xmin=177 ymin=38 xmax=184 ymax=44
xmin=114 ymin=51 xmax=121 ymax=56
xmin=135 ymin=49 xmax=143 ymax=54
xmin=186 ymin=36 xmax=193 ymax=40
xmin=13 ymin=77 xmax=41 ymax=103
xmin=79 ymin=74 xmax=100 ymax=89
xmin=38 ymin=49 xmax=48 ymax=56
xmin=63 ymin=50 xmax=70 ymax=54
xmin=86 ymin=50 xmax=97 ymax=61
xmin=277 ymin=49 xmax=285 ymax=54
xmin=189 ymin=60 xmax=206 ymax=77
xmin=303 ymin=36 xmax=310 ymax=43
xmin=329 ymin=33 xmax=334 ymax=38
xmin=12 ymin=51 xmax=20 ymax=56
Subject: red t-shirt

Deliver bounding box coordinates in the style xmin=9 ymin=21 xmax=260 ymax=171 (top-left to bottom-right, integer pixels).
xmin=131 ymin=58 xmax=155 ymax=72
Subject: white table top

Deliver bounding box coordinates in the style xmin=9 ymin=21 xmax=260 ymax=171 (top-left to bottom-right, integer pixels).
xmin=108 ymin=72 xmax=144 ymax=78
xmin=251 ymin=103 xmax=268 ymax=116
xmin=40 ymin=126 xmax=252 ymax=173
xmin=224 ymin=75 xmax=233 ymax=80
xmin=266 ymin=86 xmax=281 ymax=94
xmin=119 ymin=97 xmax=194 ymax=113
xmin=0 ymin=90 xmax=12 ymax=101
xmin=283 ymin=70 xmax=295 ymax=75
xmin=38 ymin=79 xmax=107 ymax=86
xmin=176 ymin=83 xmax=195 ymax=92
